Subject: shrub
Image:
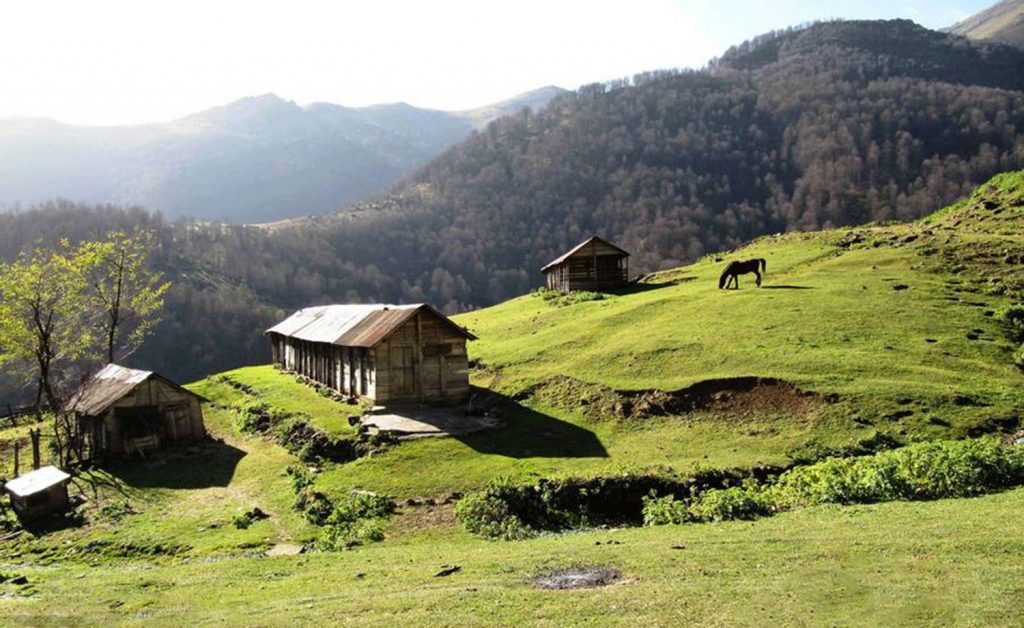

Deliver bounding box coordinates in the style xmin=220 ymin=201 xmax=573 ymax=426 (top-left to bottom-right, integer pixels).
xmin=232 ymin=507 xmax=269 ymax=530
xmin=454 ymin=485 xmax=535 ymax=540
xmin=687 ymin=486 xmax=773 ymax=522
xmin=641 ymin=493 xmax=693 ymax=526
xmin=286 ymin=465 xmax=316 ymax=494
xmin=294 ymin=490 xmax=334 ymax=525
xmin=770 ymin=436 xmax=1024 ymax=507
xmin=996 ymin=305 xmax=1024 ymax=342
xmin=315 ymin=492 xmax=394 ymax=550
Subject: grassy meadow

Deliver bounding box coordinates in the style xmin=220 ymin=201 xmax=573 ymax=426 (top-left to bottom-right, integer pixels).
xmin=0 ymin=173 xmax=1022 ymax=623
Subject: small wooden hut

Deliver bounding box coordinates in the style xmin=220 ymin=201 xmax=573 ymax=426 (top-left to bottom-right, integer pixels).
xmin=266 ymin=304 xmax=476 ymax=406
xmin=65 ymin=364 xmax=207 ymax=459
xmin=542 ymin=236 xmax=630 ymax=293
xmin=3 ymin=466 xmax=71 ymax=520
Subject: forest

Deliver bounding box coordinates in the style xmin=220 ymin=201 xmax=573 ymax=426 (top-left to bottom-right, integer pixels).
xmin=1 ymin=19 xmax=1024 ymax=397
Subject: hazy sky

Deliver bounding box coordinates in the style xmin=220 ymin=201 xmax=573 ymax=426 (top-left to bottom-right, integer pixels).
xmin=0 ymin=0 xmax=994 ymax=125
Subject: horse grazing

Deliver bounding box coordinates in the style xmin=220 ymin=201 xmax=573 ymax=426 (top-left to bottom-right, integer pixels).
xmin=719 ymin=259 xmax=766 ymax=289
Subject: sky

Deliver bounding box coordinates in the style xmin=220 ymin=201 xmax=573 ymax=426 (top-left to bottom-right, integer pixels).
xmin=0 ymin=0 xmax=996 ymax=126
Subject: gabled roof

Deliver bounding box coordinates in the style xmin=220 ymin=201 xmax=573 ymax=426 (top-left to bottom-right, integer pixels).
xmin=4 ymin=466 xmax=71 ymax=497
xmin=65 ymin=364 xmax=207 ymax=417
xmin=265 ymin=303 xmax=477 ymax=348
xmin=541 ymin=236 xmax=630 ymax=272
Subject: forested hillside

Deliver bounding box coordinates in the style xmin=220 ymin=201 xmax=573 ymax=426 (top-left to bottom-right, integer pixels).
xmin=2 ymin=19 xmax=1024 ymax=397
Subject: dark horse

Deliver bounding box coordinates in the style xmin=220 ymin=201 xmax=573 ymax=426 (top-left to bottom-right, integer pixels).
xmin=719 ymin=259 xmax=766 ymax=289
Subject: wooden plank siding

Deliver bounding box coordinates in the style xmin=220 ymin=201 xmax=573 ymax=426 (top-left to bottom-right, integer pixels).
xmin=268 ymin=308 xmax=470 ymax=405
xmin=543 ymin=237 xmax=629 ymax=293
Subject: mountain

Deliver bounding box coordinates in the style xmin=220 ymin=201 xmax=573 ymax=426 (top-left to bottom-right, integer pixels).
xmin=946 ymin=0 xmax=1024 ymax=47
xmin=0 ymin=88 xmax=565 ymax=223
xmin=2 ymin=19 xmax=1024 ymax=395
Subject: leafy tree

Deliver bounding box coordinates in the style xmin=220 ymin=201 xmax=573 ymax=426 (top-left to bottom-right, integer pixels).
xmin=75 ymin=230 xmax=170 ymax=363
xmin=0 ymin=243 xmax=92 ymax=413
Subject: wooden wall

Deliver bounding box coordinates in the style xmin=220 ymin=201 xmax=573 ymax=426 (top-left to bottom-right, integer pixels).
xmin=268 ymin=309 xmax=470 ymax=406
xmin=544 ymin=240 xmax=628 ymax=293
xmin=88 ymin=378 xmax=206 ymax=457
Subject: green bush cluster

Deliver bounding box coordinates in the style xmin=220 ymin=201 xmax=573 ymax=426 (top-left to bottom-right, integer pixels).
xmin=455 ymin=470 xmax=689 ymax=539
xmin=996 ymin=305 xmax=1024 ymax=342
xmin=315 ymin=492 xmax=395 ymax=551
xmin=642 ymin=437 xmax=1024 ymax=528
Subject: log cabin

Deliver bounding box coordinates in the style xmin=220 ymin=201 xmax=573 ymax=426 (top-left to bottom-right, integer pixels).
xmin=66 ymin=364 xmax=208 ymax=459
xmin=266 ymin=304 xmax=477 ymax=406
xmin=542 ymin=236 xmax=630 ymax=293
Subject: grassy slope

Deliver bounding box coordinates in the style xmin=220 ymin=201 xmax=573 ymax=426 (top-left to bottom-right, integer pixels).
xmin=2 ymin=173 xmax=1023 ymax=623
xmin=312 ymin=174 xmax=1021 ymax=498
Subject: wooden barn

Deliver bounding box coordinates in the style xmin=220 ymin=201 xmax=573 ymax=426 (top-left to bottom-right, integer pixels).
xmin=266 ymin=304 xmax=476 ymax=406
xmin=66 ymin=364 xmax=207 ymax=459
xmin=3 ymin=466 xmax=71 ymax=521
xmin=542 ymin=236 xmax=630 ymax=293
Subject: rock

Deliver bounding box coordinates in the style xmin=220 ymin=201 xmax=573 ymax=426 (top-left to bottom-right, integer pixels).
xmin=670 ymin=544 xmax=687 ymax=550
xmin=354 ymin=572 xmax=365 ymax=580
xmin=265 ymin=544 xmax=305 ymax=557
xmin=10 ymin=575 xmax=28 ymax=585
xmin=434 ymin=565 xmax=461 ymax=577
xmin=892 ymin=284 xmax=909 ymax=291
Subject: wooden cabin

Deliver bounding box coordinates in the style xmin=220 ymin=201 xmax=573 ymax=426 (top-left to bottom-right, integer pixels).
xmin=65 ymin=364 xmax=207 ymax=459
xmin=542 ymin=236 xmax=630 ymax=293
xmin=266 ymin=304 xmax=477 ymax=406
xmin=4 ymin=466 xmax=71 ymax=521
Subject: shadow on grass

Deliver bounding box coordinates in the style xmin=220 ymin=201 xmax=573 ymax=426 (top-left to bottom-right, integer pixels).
xmin=456 ymin=390 xmax=608 ymax=459
xmin=762 ymin=285 xmax=814 ymax=290
xmin=106 ymin=440 xmax=246 ymax=490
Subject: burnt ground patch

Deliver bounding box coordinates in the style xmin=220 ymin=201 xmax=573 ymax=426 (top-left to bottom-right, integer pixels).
xmin=532 ymin=566 xmax=621 ymax=590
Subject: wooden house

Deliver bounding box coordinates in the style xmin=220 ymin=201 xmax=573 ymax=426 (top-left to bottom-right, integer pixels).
xmin=542 ymin=236 xmax=630 ymax=293
xmin=3 ymin=466 xmax=71 ymax=521
xmin=66 ymin=364 xmax=207 ymax=459
xmin=266 ymin=304 xmax=476 ymax=406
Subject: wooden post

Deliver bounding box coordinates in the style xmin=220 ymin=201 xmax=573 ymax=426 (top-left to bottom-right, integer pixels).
xmin=416 ymin=312 xmax=425 ymax=403
xmin=12 ymin=441 xmax=19 ymax=478
xmin=30 ymin=428 xmax=41 ymax=470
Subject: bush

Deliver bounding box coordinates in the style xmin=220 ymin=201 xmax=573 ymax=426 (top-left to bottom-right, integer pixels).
xmin=315 ymin=492 xmax=395 ymax=550
xmin=232 ymin=507 xmax=269 ymax=529
xmin=454 ymin=483 xmax=536 ymax=540
xmin=641 ymin=493 xmax=693 ymax=526
xmin=687 ymin=486 xmax=773 ymax=522
xmin=996 ymin=305 xmax=1024 ymax=342
xmin=294 ymin=490 xmax=334 ymax=525
xmin=286 ymin=465 xmax=316 ymax=494
xmin=770 ymin=436 xmax=1024 ymax=507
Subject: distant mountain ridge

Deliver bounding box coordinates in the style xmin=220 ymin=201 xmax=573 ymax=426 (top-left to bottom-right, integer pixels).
xmin=945 ymin=0 xmax=1024 ymax=48
xmin=0 ymin=87 xmax=566 ymax=223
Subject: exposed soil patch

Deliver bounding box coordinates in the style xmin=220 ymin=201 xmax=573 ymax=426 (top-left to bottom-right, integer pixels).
xmin=526 ymin=375 xmax=827 ymax=421
xmin=532 ymin=567 xmax=620 ymax=590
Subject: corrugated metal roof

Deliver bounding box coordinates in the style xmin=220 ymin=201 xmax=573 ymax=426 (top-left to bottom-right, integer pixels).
xmin=4 ymin=465 xmax=71 ymax=497
xmin=266 ymin=304 xmax=476 ymax=347
xmin=65 ymin=364 xmax=206 ymax=417
xmin=541 ymin=236 xmax=630 ymax=272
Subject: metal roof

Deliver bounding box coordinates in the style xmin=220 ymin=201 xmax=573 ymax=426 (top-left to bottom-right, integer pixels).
xmin=4 ymin=466 xmax=71 ymax=497
xmin=65 ymin=364 xmax=206 ymax=417
xmin=266 ymin=304 xmax=476 ymax=347
xmin=541 ymin=236 xmax=630 ymax=272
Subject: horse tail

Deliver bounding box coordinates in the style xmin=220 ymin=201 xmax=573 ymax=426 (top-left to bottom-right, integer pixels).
xmin=760 ymin=258 xmax=766 ymax=273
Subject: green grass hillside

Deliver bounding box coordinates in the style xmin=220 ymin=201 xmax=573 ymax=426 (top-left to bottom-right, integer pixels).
xmin=1 ymin=172 xmax=1023 ymax=624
